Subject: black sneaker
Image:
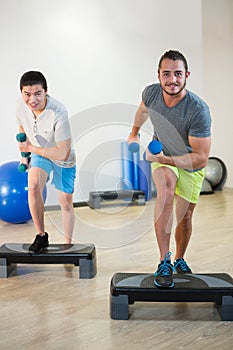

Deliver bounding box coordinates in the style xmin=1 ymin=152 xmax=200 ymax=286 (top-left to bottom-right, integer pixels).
xmin=173 ymin=258 xmax=192 ymax=274
xmin=154 ymin=252 xmax=174 ymax=289
xmin=28 ymin=233 xmax=49 ymax=254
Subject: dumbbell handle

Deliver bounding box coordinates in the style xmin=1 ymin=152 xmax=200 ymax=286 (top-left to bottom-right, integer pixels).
xmin=21 ymin=151 xmax=31 ymax=158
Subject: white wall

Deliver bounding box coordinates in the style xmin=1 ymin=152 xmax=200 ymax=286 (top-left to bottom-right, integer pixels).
xmin=1 ymin=0 xmax=221 ymax=205
xmin=202 ymin=0 xmax=233 ymax=188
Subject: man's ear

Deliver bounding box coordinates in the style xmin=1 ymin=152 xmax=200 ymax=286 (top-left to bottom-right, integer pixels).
xmin=157 ymin=71 xmax=161 ymax=82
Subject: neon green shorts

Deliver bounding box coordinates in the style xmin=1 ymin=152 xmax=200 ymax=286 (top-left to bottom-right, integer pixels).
xmin=151 ymin=163 xmax=205 ymax=204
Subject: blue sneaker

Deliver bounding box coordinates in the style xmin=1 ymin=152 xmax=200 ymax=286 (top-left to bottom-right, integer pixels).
xmin=154 ymin=252 xmax=174 ymax=289
xmin=173 ymin=258 xmax=192 ymax=274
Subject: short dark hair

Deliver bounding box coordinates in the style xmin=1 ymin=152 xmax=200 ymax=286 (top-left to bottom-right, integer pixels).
xmin=158 ymin=50 xmax=188 ymax=72
xmin=20 ymin=71 xmax=47 ymax=91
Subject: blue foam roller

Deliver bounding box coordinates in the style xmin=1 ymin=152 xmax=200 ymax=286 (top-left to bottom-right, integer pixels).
xmin=138 ymin=160 xmax=152 ymax=201
xmin=121 ymin=142 xmax=134 ymax=190
xmin=132 ymin=150 xmax=140 ymax=190
xmin=143 ymin=151 xmax=147 ymax=161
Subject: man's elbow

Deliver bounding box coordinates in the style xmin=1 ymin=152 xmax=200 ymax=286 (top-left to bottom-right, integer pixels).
xmin=200 ymin=154 xmax=209 ymax=169
xmin=55 ymin=149 xmax=71 ymax=161
xmin=63 ymin=149 xmax=71 ymax=161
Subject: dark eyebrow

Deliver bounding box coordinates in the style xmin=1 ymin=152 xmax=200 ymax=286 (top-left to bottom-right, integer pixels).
xmin=162 ymin=70 xmax=183 ymax=73
xmin=23 ymin=89 xmax=42 ymax=94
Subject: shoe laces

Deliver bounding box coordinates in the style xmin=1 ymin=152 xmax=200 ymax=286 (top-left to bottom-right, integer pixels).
xmin=160 ymin=252 xmax=173 ymax=277
xmin=176 ymin=258 xmax=189 ymax=272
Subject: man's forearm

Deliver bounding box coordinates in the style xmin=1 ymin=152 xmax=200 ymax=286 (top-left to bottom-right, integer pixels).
xmin=30 ymin=144 xmax=70 ymax=162
xmin=149 ymin=153 xmax=208 ymax=171
xmin=131 ymin=102 xmax=149 ymax=136
xmin=131 ymin=125 xmax=141 ymax=137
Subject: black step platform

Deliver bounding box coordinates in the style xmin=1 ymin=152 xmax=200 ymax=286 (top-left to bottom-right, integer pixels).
xmin=110 ymin=272 xmax=233 ymax=321
xmin=88 ymin=190 xmax=145 ymax=209
xmin=0 ymin=243 xmax=97 ymax=279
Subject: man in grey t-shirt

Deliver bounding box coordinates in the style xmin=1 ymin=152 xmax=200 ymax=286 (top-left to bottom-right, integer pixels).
xmin=16 ymin=71 xmax=76 ymax=254
xmin=128 ymin=50 xmax=211 ymax=288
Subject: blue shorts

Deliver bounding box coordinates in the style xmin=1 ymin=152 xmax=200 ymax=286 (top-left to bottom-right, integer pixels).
xmin=31 ymin=154 xmax=76 ymax=194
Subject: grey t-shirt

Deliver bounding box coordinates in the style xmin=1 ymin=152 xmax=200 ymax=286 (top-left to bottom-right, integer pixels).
xmin=142 ymin=83 xmax=211 ymax=157
xmin=16 ymin=95 xmax=76 ymax=168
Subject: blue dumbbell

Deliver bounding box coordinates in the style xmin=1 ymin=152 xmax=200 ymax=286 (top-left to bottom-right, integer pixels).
xmin=128 ymin=142 xmax=140 ymax=153
xmin=128 ymin=133 xmax=140 ymax=153
xmin=143 ymin=140 xmax=163 ymax=161
xmin=16 ymin=133 xmax=31 ymax=172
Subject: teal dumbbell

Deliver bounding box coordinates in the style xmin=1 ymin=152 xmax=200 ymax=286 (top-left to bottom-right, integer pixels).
xmin=16 ymin=133 xmax=31 ymax=172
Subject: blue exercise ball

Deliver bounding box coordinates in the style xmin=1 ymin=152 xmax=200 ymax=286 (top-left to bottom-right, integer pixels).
xmin=0 ymin=161 xmax=47 ymax=224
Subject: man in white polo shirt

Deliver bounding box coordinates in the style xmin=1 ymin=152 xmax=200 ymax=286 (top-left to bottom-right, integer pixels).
xmin=16 ymin=71 xmax=76 ymax=254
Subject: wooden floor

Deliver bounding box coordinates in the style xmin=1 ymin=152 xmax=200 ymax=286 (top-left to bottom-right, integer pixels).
xmin=0 ymin=189 xmax=233 ymax=350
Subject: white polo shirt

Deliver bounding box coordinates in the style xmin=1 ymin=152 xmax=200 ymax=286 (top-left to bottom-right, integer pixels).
xmin=16 ymin=95 xmax=76 ymax=168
